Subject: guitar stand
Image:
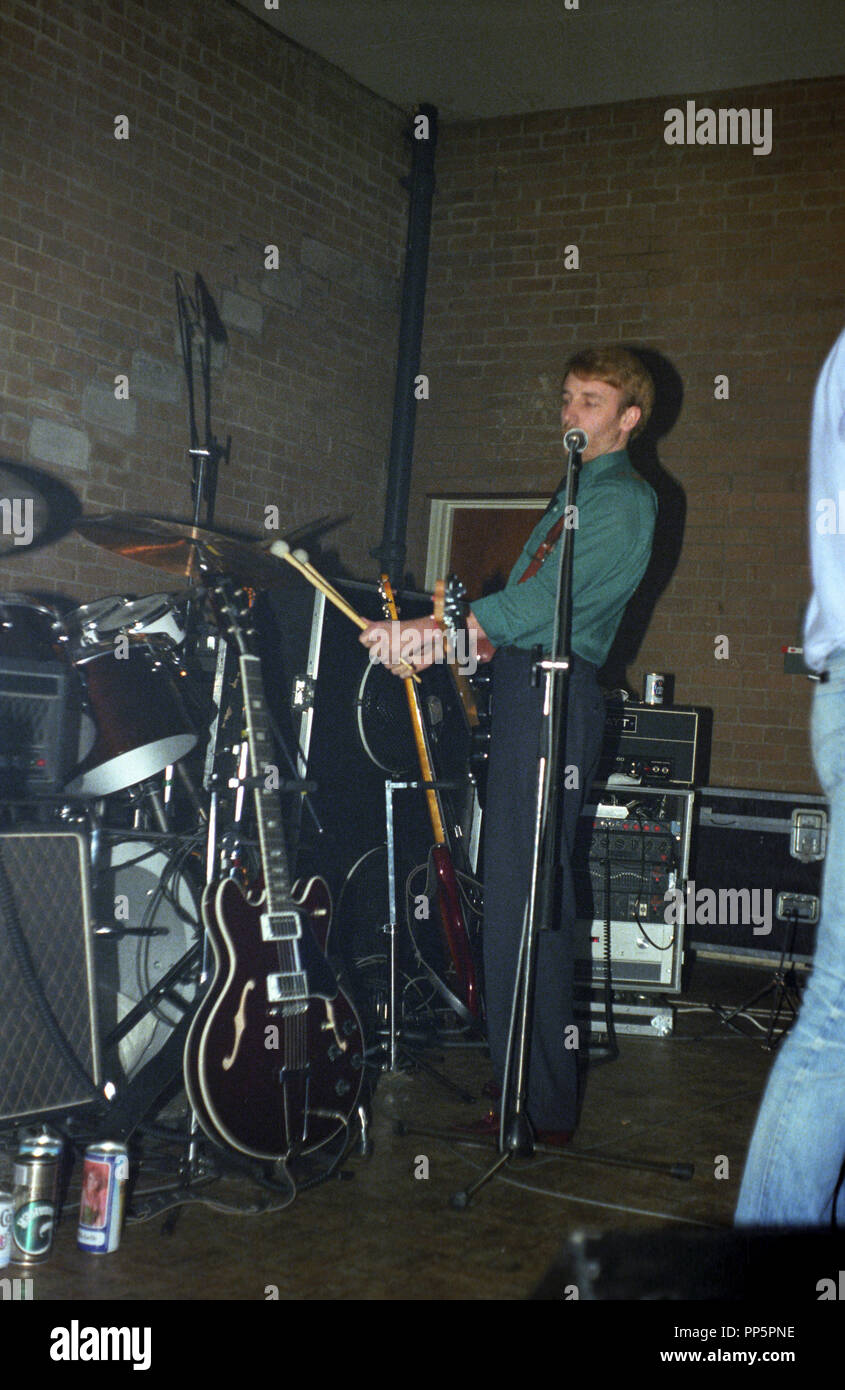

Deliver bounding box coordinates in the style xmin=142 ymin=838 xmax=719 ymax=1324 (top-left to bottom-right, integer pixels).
xmin=376 ymin=778 xmax=477 ymax=1104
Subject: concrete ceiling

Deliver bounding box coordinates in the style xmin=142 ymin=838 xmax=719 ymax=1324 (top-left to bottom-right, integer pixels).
xmin=238 ymin=0 xmax=845 ymax=121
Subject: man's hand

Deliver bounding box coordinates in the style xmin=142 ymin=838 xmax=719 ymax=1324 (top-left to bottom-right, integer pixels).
xmin=359 ymin=611 xmax=495 ymax=677
xmin=359 ymin=615 xmax=441 ymax=675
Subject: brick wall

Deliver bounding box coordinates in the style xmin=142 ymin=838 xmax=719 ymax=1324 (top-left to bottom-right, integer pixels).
xmin=2 ymin=4 xmax=841 ymax=795
xmin=0 ymin=0 xmax=406 ymax=604
xmin=411 ymin=77 xmax=845 ymax=792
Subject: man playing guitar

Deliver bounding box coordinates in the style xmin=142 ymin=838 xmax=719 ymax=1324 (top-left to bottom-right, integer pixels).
xmin=360 ymin=346 xmax=657 ymax=1143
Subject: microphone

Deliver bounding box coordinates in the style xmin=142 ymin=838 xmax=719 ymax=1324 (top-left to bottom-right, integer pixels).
xmin=563 ymin=428 xmax=588 ymax=453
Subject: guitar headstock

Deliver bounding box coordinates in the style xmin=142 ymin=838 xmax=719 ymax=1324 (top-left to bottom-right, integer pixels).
xmin=435 ymin=573 xmax=469 ymax=639
xmin=378 ymin=574 xmax=400 ymax=622
xmin=203 ymin=577 xmax=257 ymax=657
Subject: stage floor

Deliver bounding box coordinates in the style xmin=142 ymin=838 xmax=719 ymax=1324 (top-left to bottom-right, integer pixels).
xmin=9 ymin=955 xmax=801 ymax=1302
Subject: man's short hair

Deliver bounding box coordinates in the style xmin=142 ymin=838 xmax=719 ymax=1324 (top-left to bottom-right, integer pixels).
xmin=564 ymin=346 xmax=655 ymax=439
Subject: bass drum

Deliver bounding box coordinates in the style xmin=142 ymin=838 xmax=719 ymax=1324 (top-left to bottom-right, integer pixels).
xmin=93 ymin=840 xmax=200 ymax=1081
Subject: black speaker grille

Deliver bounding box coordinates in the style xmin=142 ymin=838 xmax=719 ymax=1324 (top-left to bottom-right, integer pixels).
xmin=0 ymin=832 xmax=100 ymax=1121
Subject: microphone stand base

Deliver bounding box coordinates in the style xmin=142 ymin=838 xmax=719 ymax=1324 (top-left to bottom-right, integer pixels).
xmin=502 ymin=1111 xmax=534 ymax=1157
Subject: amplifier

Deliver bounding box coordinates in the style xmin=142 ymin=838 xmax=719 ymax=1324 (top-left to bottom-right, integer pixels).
xmin=573 ymin=785 xmax=695 ymax=992
xmin=0 ymin=830 xmax=100 ymax=1122
xmin=596 ymin=701 xmax=709 ymax=786
xmin=0 ymin=659 xmax=70 ymax=796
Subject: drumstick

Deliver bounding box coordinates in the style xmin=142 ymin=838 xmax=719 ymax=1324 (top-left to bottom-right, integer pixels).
xmin=291 ymin=546 xmax=361 ymax=616
xmin=268 ymin=540 xmax=421 ymax=683
xmin=269 ymin=540 xmax=365 ymax=626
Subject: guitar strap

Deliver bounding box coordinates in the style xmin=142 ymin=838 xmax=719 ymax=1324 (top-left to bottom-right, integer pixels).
xmin=517 ymin=510 xmax=567 ymax=583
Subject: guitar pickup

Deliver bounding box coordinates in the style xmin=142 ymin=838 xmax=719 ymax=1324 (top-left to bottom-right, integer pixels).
xmin=267 ymin=971 xmax=309 ymax=1013
xmin=261 ymin=911 xmax=302 ymax=942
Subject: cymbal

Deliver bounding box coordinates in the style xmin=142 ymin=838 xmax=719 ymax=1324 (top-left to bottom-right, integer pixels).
xmin=74 ymin=513 xmax=289 ymax=586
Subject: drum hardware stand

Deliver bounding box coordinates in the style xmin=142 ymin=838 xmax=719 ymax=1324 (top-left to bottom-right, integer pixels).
xmin=373 ymin=777 xmax=475 ymax=1103
xmin=175 ymin=271 xmax=230 ymax=530
xmin=162 ymin=760 xmax=207 ymax=823
xmin=101 ymin=940 xmax=202 ymax=1056
xmin=130 ymin=777 xmax=171 ymax=833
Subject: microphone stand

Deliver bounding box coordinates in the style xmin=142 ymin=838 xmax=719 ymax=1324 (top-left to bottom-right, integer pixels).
xmin=495 ymin=430 xmax=582 ymax=1162
xmin=394 ymin=436 xmax=583 ymax=1200
xmin=439 ymin=429 xmax=694 ymax=1207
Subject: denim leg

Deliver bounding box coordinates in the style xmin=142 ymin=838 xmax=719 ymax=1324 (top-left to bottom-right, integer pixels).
xmin=735 ymin=657 xmax=845 ymax=1225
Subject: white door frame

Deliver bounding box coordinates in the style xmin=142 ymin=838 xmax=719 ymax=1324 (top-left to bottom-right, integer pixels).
xmin=424 ymin=495 xmax=545 ymax=589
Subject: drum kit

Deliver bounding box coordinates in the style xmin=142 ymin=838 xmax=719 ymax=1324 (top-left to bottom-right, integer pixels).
xmin=0 ymin=509 xmax=329 ymax=1090
xmin=1 ymin=495 xmax=485 ymax=1145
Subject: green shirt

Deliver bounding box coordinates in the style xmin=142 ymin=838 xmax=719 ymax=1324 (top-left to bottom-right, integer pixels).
xmin=471 ymin=450 xmax=657 ymax=666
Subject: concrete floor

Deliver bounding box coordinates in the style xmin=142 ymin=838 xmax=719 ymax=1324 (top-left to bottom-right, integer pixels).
xmin=11 ymin=957 xmax=791 ymax=1303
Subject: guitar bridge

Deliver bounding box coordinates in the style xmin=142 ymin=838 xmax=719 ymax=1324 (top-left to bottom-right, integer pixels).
xmin=267 ymin=971 xmax=309 ymax=1014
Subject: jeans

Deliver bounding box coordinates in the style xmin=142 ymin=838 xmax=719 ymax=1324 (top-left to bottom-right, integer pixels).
xmin=735 ymin=651 xmax=845 ymax=1225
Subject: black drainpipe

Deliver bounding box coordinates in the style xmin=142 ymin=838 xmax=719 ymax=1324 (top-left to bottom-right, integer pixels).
xmin=373 ymin=103 xmax=438 ymax=590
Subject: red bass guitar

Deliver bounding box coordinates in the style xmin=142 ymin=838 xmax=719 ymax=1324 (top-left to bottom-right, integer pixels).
xmin=379 ymin=575 xmax=481 ymax=1021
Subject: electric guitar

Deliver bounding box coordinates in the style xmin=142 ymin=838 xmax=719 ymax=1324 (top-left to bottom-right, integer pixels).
xmin=379 ymin=575 xmax=481 ymax=1021
xmin=184 ymin=580 xmax=364 ymax=1162
xmin=434 ymin=572 xmax=494 ymax=790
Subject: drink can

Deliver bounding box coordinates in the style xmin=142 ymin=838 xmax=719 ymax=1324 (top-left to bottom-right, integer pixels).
xmin=0 ymin=1192 xmax=13 ymax=1268
xmin=17 ymin=1129 xmax=63 ymax=1159
xmin=643 ymin=672 xmax=665 ymax=705
xmin=78 ymin=1142 xmax=129 ymax=1254
xmin=11 ymin=1155 xmax=59 ymax=1263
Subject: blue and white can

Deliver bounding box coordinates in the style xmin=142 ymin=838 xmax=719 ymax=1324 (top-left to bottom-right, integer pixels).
xmin=643 ymin=672 xmax=665 ymax=705
xmin=77 ymin=1143 xmax=129 ymax=1254
xmin=0 ymin=1192 xmax=13 ymax=1268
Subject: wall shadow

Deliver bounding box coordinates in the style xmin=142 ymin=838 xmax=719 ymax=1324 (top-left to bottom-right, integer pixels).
xmin=599 ymin=347 xmax=687 ymax=691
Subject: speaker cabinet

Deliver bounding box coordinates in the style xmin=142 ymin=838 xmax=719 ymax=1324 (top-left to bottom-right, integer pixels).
xmin=0 ymin=831 xmax=100 ymax=1123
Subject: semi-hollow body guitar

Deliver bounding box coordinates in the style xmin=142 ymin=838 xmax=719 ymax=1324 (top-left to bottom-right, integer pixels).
xmin=184 ymin=582 xmax=364 ymax=1162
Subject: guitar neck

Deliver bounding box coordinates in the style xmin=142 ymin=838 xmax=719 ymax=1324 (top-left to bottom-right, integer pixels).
xmin=402 ymin=664 xmax=449 ymax=847
xmin=379 ymin=577 xmax=447 ymax=845
xmin=433 ymin=577 xmax=480 ymax=729
xmin=238 ymin=652 xmax=295 ymax=916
